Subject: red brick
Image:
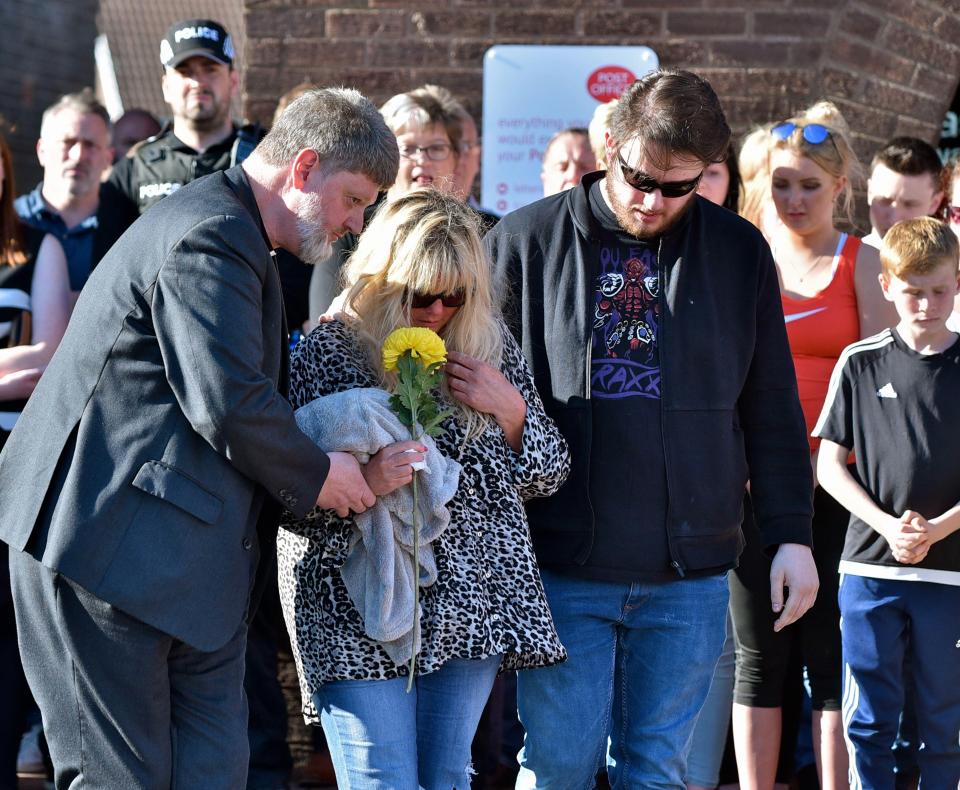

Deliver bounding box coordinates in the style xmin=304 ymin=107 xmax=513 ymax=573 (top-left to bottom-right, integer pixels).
xmin=246 ymin=9 xmax=325 ymax=39
xmin=667 ymin=10 xmax=746 ymax=36
xmin=582 ymin=11 xmax=662 ymax=37
xmin=753 ymin=11 xmax=830 ymax=38
xmin=893 ymin=116 xmax=940 ymax=142
xmin=860 ymin=0 xmax=943 ymax=31
xmin=449 ymin=39 xmax=496 ymax=68
xmin=837 ymin=8 xmax=885 ymax=42
xmin=325 ymin=10 xmax=407 ymax=38
xmin=412 ymin=10 xmax=492 ymax=37
xmin=827 ymin=38 xmax=916 ymax=85
xmin=788 ymin=41 xmax=823 ymax=67
xmin=711 ymin=40 xmax=785 ymax=67
xmin=307 ymin=67 xmax=414 ymax=97
xmin=913 ymin=64 xmax=954 ymax=100
xmin=654 ymin=39 xmax=710 ymax=68
xmin=933 ymin=13 xmax=960 ymax=45
xmin=884 ymin=28 xmax=960 ymax=75
xmin=248 ymin=37 xmax=282 ymax=68
xmin=245 ymin=66 xmax=283 ymax=96
xmin=370 ymin=0 xmax=449 ymax=6
xmin=830 ymin=99 xmax=898 ymax=141
xmin=819 ymin=67 xmax=862 ymax=99
xmin=865 ymin=81 xmax=948 ymax=127
xmin=369 ymin=39 xmax=450 ymax=68
xmin=493 ymin=10 xmax=576 ymax=37
xmin=285 ymin=39 xmax=365 ymax=68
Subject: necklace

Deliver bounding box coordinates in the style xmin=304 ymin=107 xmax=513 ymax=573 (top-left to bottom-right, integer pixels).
xmin=786 ymin=252 xmax=831 ymax=283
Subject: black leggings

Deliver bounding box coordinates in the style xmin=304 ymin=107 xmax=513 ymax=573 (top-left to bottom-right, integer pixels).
xmin=730 ymin=487 xmax=846 ymax=711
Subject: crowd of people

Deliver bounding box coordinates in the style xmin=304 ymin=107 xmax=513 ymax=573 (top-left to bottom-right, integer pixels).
xmin=0 ymin=14 xmax=958 ymax=790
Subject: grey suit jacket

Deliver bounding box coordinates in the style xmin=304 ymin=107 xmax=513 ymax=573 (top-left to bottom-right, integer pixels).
xmin=0 ymin=166 xmax=330 ymax=651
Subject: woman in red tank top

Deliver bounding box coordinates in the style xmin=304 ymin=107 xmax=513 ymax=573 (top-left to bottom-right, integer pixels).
xmin=730 ymin=103 xmax=896 ymax=790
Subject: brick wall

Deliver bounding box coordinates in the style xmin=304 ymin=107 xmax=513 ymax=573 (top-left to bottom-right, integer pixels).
xmin=243 ymin=0 xmax=960 ymax=195
xmin=0 ymin=0 xmax=100 ymax=192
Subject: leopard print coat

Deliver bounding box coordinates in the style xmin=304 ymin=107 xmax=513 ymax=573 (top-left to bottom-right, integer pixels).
xmin=278 ymin=319 xmax=570 ymax=723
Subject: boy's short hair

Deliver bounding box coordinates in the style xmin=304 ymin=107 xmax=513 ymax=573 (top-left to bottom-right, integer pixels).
xmin=871 ymin=136 xmax=943 ymax=182
xmin=880 ymin=216 xmax=959 ymax=278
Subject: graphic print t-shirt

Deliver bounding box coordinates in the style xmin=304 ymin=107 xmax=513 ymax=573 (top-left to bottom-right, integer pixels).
xmin=584 ymin=180 xmax=671 ymax=581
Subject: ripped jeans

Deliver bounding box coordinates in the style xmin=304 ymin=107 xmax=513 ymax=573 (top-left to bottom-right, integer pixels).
xmin=313 ymin=655 xmax=500 ymax=789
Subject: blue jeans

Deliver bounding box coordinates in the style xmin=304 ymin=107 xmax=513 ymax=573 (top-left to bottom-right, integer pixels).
xmin=313 ymin=655 xmax=500 ymax=789
xmin=839 ymin=574 xmax=960 ymax=789
xmin=516 ymin=571 xmax=729 ymax=790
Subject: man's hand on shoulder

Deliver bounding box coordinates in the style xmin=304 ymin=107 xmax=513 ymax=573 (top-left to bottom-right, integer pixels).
xmin=316 ymin=451 xmax=376 ymax=517
xmin=769 ymin=543 xmax=818 ymax=633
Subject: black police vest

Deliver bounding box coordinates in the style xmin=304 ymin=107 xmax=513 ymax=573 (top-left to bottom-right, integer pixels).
xmin=129 ymin=124 xmax=263 ymax=215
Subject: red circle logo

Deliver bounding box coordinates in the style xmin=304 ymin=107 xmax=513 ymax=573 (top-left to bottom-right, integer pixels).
xmin=586 ymin=65 xmax=636 ymax=103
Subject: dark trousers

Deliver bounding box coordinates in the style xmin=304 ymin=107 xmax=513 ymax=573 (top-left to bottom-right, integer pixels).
xmin=840 ymin=574 xmax=960 ymax=789
xmin=0 ymin=545 xmax=32 ymax=790
xmin=10 ymin=548 xmax=250 ymax=789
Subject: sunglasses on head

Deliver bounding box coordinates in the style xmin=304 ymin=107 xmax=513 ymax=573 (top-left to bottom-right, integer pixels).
xmin=406 ymin=288 xmax=467 ymax=309
xmin=616 ymin=152 xmax=702 ymax=198
xmin=770 ymin=122 xmax=832 ymax=146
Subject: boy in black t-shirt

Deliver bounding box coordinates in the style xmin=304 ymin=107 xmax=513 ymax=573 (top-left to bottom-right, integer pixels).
xmin=814 ymin=217 xmax=960 ymax=789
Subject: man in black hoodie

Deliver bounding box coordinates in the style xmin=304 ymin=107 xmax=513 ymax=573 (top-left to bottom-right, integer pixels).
xmin=487 ymin=69 xmax=818 ymax=788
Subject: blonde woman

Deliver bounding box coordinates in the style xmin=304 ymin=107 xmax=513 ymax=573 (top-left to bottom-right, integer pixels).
xmin=730 ymin=102 xmax=896 ymax=790
xmin=278 ymin=189 xmax=568 ymax=789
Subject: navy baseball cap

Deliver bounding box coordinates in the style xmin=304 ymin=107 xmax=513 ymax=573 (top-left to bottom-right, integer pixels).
xmin=160 ymin=19 xmax=234 ymax=68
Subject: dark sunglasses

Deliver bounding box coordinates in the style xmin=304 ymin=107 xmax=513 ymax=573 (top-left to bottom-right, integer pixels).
xmin=616 ymin=152 xmax=702 ymax=198
xmin=770 ymin=122 xmax=832 ymax=146
xmin=948 ymin=206 xmax=960 ymax=224
xmin=407 ymin=288 xmax=467 ymax=309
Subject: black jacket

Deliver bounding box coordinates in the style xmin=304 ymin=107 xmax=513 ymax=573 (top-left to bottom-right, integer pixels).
xmin=486 ymin=173 xmax=813 ymax=577
xmin=100 ymin=123 xmax=263 ymax=245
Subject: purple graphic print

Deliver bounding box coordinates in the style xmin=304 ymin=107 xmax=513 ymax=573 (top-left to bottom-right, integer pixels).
xmin=591 ymin=244 xmax=660 ymax=400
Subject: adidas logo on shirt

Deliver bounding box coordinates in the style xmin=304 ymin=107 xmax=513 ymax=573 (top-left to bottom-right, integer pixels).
xmin=877 ymin=382 xmax=898 ymax=399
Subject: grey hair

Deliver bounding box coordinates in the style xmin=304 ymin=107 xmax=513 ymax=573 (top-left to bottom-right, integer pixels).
xmin=40 ymin=88 xmax=111 ymax=138
xmin=379 ymin=85 xmax=464 ymax=153
xmin=257 ymin=87 xmax=398 ymax=190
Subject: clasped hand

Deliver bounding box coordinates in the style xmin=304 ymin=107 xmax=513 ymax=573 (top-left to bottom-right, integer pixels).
xmin=884 ymin=510 xmax=934 ymax=565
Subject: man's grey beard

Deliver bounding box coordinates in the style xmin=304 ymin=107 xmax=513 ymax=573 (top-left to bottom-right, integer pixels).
xmin=297 ymin=216 xmax=332 ymax=266
xmin=296 ymin=194 xmax=333 ymax=266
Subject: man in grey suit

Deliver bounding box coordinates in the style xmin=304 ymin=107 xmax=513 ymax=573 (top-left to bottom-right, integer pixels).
xmin=0 ymin=87 xmax=399 ymax=788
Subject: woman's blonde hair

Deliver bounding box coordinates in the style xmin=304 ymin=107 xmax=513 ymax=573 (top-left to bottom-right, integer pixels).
xmin=738 ymin=124 xmax=773 ymax=229
xmin=769 ymin=101 xmax=862 ymax=226
xmin=343 ymin=189 xmax=503 ymax=441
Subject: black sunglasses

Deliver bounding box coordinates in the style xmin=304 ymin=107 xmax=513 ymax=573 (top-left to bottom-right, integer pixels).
xmin=616 ymin=152 xmax=702 ymax=198
xmin=407 ymin=288 xmax=467 ymax=309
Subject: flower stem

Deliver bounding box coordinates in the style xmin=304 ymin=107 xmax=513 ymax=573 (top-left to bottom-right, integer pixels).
xmin=406 ymin=428 xmax=421 ymax=693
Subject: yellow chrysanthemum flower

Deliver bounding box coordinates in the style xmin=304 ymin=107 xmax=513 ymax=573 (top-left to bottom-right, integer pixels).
xmin=382 ymin=327 xmax=448 ymax=372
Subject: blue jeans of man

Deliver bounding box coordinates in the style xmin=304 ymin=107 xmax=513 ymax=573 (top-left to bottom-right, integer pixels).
xmin=313 ymin=655 xmax=500 ymax=789
xmin=516 ymin=571 xmax=729 ymax=790
xmin=839 ymin=574 xmax=960 ymax=789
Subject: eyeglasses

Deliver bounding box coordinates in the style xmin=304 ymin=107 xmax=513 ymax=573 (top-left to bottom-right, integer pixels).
xmin=770 ymin=122 xmax=832 ymax=146
xmin=398 ymin=143 xmax=453 ymax=162
xmin=407 ymin=288 xmax=467 ymax=309
xmin=948 ymin=206 xmax=960 ymax=224
xmin=616 ymin=152 xmax=702 ymax=198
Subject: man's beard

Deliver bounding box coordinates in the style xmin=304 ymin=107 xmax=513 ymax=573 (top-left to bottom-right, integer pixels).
xmin=181 ymin=96 xmax=229 ymax=133
xmin=603 ymin=176 xmax=694 ymax=240
xmin=296 ymin=192 xmax=333 ymax=266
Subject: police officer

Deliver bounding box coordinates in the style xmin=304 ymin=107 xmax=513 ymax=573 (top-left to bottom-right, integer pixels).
xmin=101 ymin=18 xmax=262 ymax=236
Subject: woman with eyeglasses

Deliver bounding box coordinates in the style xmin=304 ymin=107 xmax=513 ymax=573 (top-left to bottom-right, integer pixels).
xmin=729 ymin=102 xmax=896 ymax=790
xmin=278 ymin=189 xmax=568 ymax=789
xmin=307 ymin=85 xmax=498 ymax=325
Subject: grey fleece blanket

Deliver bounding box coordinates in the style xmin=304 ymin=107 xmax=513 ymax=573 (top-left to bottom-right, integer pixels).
xmin=295 ymin=387 xmax=461 ymax=664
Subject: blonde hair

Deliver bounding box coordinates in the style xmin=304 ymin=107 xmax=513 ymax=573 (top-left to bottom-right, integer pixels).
xmin=588 ymin=99 xmax=617 ymax=170
xmin=880 ymin=216 xmax=959 ymax=278
xmin=343 ymin=189 xmax=503 ymax=441
xmin=738 ymin=124 xmax=773 ymax=229
xmin=769 ymin=101 xmax=862 ymax=226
